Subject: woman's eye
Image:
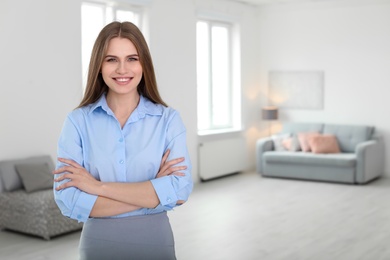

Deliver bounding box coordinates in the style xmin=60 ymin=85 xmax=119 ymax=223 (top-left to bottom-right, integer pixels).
xmin=106 ymin=58 xmax=116 ymax=62
xmin=128 ymin=57 xmax=138 ymax=62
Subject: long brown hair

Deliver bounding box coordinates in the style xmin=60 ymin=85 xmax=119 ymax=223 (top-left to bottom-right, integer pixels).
xmin=78 ymin=21 xmax=167 ymax=108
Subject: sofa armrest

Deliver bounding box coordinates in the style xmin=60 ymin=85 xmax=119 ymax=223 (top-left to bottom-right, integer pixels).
xmin=355 ymin=138 xmax=384 ymax=184
xmin=256 ymin=138 xmax=274 ymax=174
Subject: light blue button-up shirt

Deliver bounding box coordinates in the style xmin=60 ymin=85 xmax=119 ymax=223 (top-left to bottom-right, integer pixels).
xmin=53 ymin=94 xmax=193 ymax=222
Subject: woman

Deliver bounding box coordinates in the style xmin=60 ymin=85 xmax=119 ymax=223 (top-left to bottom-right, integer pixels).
xmin=53 ymin=21 xmax=193 ymax=259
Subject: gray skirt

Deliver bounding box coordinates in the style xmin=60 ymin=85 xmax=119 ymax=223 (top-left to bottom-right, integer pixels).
xmin=79 ymin=212 xmax=176 ymax=260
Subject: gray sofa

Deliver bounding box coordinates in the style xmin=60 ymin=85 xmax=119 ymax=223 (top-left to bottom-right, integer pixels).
xmin=0 ymin=155 xmax=83 ymax=240
xmin=256 ymin=123 xmax=384 ymax=184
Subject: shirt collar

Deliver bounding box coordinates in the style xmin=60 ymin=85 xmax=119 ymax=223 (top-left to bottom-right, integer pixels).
xmin=89 ymin=94 xmax=111 ymax=115
xmin=88 ymin=94 xmax=163 ymax=119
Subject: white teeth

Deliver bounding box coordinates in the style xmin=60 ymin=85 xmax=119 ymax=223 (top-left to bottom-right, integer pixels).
xmin=116 ymin=78 xmax=130 ymax=82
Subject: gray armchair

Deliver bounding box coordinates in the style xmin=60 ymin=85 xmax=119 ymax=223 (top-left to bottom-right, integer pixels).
xmin=0 ymin=155 xmax=82 ymax=240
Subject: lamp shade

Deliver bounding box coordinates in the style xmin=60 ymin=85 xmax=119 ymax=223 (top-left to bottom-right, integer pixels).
xmin=262 ymin=106 xmax=278 ymax=120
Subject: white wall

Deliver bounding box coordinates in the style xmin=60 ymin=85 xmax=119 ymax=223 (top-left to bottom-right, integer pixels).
xmin=256 ymin=0 xmax=390 ymax=176
xmin=0 ymin=0 xmax=259 ymax=183
xmin=0 ymin=0 xmax=83 ymax=161
xmin=147 ymin=0 xmax=199 ymax=182
xmin=3 ymin=0 xmax=387 ymax=181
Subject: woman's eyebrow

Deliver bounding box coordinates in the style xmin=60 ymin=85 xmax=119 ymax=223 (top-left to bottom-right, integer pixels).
xmin=104 ymin=54 xmax=139 ymax=58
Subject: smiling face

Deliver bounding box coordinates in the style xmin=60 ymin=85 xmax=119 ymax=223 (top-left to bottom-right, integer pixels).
xmin=101 ymin=37 xmax=143 ymax=99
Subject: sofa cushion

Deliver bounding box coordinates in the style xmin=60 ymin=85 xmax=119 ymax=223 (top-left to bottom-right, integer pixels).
xmin=282 ymin=135 xmax=301 ymax=151
xmin=0 ymin=155 xmax=55 ymax=192
xmin=264 ymin=151 xmax=356 ymax=167
xmin=15 ymin=163 xmax=53 ymax=193
xmin=308 ymin=134 xmax=341 ymax=154
xmin=271 ymin=133 xmax=291 ymax=151
xmin=297 ymin=132 xmax=321 ymax=152
xmin=323 ymin=124 xmax=374 ymax=152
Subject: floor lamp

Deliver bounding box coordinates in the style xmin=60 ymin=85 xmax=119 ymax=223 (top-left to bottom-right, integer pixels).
xmin=262 ymin=106 xmax=278 ymax=136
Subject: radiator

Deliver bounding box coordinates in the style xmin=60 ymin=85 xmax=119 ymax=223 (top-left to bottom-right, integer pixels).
xmin=198 ymin=137 xmax=247 ymax=181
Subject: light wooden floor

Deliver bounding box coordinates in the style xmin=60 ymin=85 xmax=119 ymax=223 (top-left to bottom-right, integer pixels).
xmin=1 ymin=171 xmax=390 ymax=260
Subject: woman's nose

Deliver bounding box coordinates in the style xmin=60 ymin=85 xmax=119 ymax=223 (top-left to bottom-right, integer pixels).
xmin=115 ymin=62 xmax=127 ymax=74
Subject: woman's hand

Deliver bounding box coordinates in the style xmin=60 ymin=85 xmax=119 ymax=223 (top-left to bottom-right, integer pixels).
xmin=53 ymin=158 xmax=102 ymax=195
xmin=156 ymin=149 xmax=187 ymax=178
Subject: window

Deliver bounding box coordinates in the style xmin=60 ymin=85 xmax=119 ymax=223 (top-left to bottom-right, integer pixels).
xmin=81 ymin=2 xmax=142 ymax=89
xmin=196 ymin=19 xmax=241 ymax=134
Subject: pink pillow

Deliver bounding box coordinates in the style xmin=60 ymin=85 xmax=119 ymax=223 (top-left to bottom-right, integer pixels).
xmin=282 ymin=138 xmax=292 ymax=150
xmin=308 ymin=134 xmax=341 ymax=154
xmin=282 ymin=136 xmax=301 ymax=152
xmin=297 ymin=132 xmax=320 ymax=152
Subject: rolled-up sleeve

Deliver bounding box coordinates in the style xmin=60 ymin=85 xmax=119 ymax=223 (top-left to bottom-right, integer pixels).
xmin=53 ymin=114 xmax=98 ymax=223
xmin=150 ymin=112 xmax=193 ymax=211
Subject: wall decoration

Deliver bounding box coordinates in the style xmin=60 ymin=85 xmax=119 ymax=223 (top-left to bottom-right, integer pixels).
xmin=268 ymin=71 xmax=324 ymax=109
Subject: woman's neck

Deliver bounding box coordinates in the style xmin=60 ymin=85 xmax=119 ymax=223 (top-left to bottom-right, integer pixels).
xmin=106 ymin=91 xmax=140 ymax=127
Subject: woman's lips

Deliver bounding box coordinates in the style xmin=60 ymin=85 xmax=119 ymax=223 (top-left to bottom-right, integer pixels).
xmin=114 ymin=77 xmax=132 ymax=84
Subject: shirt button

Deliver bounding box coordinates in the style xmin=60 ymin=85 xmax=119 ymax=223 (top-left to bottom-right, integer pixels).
xmin=77 ymin=214 xmax=82 ymax=220
xmin=119 ymin=160 xmax=124 ymax=164
xmin=167 ymin=197 xmax=171 ymax=202
xmin=119 ymin=138 xmax=123 ymax=142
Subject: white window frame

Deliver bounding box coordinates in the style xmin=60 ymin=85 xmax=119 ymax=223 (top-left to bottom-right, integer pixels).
xmin=196 ymin=16 xmax=242 ymax=135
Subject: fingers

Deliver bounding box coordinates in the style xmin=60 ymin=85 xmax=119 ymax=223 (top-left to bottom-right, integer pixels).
xmin=54 ymin=172 xmax=86 ymax=190
xmin=54 ymin=173 xmax=74 ymax=182
xmin=55 ymin=183 xmax=66 ymax=191
xmin=176 ymin=200 xmax=186 ymax=205
xmin=53 ymin=165 xmax=70 ymax=175
xmin=53 ymin=173 xmax=74 ymax=191
xmin=170 ymin=172 xmax=185 ymax=177
xmin=156 ymin=153 xmax=187 ymax=178
xmin=160 ymin=157 xmax=185 ymax=173
xmin=156 ymin=164 xmax=187 ymax=178
xmin=52 ymin=165 xmax=78 ymax=175
xmin=156 ymin=171 xmax=185 ymax=178
xmin=55 ymin=180 xmax=73 ymax=191
xmin=53 ymin=158 xmax=85 ymax=175
xmin=160 ymin=149 xmax=170 ymax=168
xmin=58 ymin=158 xmax=82 ymax=169
xmin=166 ymin=165 xmax=187 ymax=174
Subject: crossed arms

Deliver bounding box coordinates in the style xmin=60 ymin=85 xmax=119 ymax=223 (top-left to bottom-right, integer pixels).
xmin=53 ymin=149 xmax=188 ymax=218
